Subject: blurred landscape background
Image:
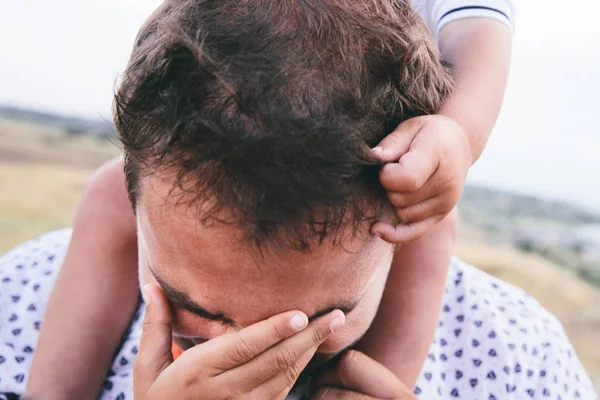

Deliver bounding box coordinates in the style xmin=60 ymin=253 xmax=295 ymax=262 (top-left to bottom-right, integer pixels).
xmin=1 ymin=0 xmax=599 ymax=394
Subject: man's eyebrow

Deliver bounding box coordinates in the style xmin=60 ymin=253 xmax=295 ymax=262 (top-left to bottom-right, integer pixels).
xmin=149 ymin=267 xmax=235 ymax=326
xmin=307 ymin=298 xmax=363 ymax=322
xmin=148 ymin=265 xmax=363 ymax=325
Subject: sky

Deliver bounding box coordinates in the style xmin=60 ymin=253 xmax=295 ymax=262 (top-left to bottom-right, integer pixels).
xmin=1 ymin=0 xmax=599 ymax=211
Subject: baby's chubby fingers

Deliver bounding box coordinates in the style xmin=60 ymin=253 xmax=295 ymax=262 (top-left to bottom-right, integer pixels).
xmin=371 ymin=215 xmax=444 ymax=244
xmin=378 ymin=150 xmax=438 ymax=194
xmin=392 ymin=196 xmax=452 ymax=224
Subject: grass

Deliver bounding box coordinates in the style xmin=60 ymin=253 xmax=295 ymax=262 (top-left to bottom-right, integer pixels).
xmin=1 ymin=118 xmax=599 ymax=392
xmin=0 ymin=163 xmax=95 ymax=249
xmin=0 ymin=119 xmax=120 ymax=250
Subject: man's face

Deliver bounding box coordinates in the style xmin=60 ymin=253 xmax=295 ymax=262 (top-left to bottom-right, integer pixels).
xmin=137 ymin=174 xmax=394 ymax=357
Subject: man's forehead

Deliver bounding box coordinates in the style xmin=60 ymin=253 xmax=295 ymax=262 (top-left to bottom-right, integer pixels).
xmin=139 ymin=216 xmax=382 ymax=290
xmin=139 ymin=213 xmax=391 ymax=325
xmin=137 ymin=173 xmax=384 ymax=273
xmin=148 ymin=261 xmax=369 ymax=326
xmin=137 ymin=171 xmax=393 ymax=323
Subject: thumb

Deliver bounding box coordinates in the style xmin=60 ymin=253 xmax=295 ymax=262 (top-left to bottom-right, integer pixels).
xmin=371 ymin=118 xmax=425 ymax=163
xmin=134 ymin=283 xmax=174 ymax=393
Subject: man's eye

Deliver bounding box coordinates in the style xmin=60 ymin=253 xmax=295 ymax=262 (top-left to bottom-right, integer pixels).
xmin=192 ymin=337 xmax=208 ymax=345
xmin=174 ymin=335 xmax=208 ymax=352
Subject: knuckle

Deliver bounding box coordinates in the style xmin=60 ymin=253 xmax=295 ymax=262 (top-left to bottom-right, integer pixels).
xmin=274 ymin=347 xmax=297 ymax=371
xmin=141 ymin=318 xmax=153 ymax=335
xmin=269 ymin=322 xmax=287 ymax=341
xmin=385 ymin=132 xmax=403 ymax=148
xmin=230 ymin=337 xmax=257 ymax=363
xmin=388 ymin=193 xmax=408 ymax=207
xmin=181 ymin=368 xmax=201 ymax=388
xmin=311 ymin=325 xmax=330 ymax=346
xmin=396 ymin=209 xmax=414 ymax=223
xmin=379 ymin=167 xmax=395 ymax=188
xmin=182 ymin=363 xmax=211 ymax=388
xmin=404 ymin=174 xmax=421 ymax=191
xmin=283 ymin=361 xmax=304 ymax=386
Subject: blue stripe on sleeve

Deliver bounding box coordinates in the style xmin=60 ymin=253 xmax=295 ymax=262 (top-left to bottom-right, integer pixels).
xmin=439 ymin=5 xmax=510 ymax=24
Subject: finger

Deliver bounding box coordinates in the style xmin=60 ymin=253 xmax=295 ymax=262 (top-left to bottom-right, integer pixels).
xmin=370 ymin=118 xmax=425 ymax=162
xmin=393 ymin=197 xmax=451 ymax=224
xmin=249 ymin=344 xmax=314 ymax=399
xmin=379 ymin=151 xmax=438 ymax=193
xmin=386 ymin=190 xmax=429 ymax=209
xmin=134 ymin=283 xmax=175 ymax=393
xmin=385 ymin=174 xmax=448 ymax=208
xmin=327 ymin=351 xmax=416 ymax=399
xmin=190 ymin=310 xmax=310 ymax=375
xmin=219 ymin=310 xmax=345 ymax=393
xmin=312 ymin=387 xmax=375 ymax=400
xmin=371 ymin=215 xmax=444 ymax=244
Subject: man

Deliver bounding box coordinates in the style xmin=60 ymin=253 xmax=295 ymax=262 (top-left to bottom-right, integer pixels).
xmin=1 ymin=0 xmax=597 ymax=399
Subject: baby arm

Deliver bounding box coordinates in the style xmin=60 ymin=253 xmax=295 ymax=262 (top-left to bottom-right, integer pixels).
xmin=24 ymin=159 xmax=140 ymax=400
xmin=356 ymin=210 xmax=457 ymax=388
xmin=357 ymin=18 xmax=513 ymax=387
xmin=438 ymin=17 xmax=513 ymax=163
xmin=370 ymin=18 xmax=512 ymax=242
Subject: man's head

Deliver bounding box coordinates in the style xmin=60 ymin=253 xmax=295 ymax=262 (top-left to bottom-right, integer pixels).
xmin=115 ymin=0 xmax=451 ymax=356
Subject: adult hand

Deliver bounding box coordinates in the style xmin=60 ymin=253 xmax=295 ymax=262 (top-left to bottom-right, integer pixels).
xmin=134 ymin=283 xmax=345 ymax=400
xmin=370 ymin=115 xmax=471 ymax=243
xmin=311 ymin=350 xmax=417 ymax=400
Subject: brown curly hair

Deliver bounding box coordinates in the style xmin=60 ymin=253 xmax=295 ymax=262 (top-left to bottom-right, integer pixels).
xmin=114 ymin=0 xmax=453 ymax=250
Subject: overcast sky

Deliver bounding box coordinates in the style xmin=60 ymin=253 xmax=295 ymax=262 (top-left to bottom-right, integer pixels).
xmin=1 ymin=0 xmax=599 ymax=210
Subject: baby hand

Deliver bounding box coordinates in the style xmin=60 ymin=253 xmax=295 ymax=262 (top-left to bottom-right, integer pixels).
xmin=371 ymin=115 xmax=471 ymax=243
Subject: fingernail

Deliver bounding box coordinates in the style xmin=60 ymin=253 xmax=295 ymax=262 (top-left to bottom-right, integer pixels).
xmin=329 ymin=315 xmax=345 ymax=332
xmin=289 ymin=313 xmax=308 ymax=331
xmin=142 ymin=283 xmax=152 ymax=306
xmin=371 ymin=146 xmax=383 ymax=153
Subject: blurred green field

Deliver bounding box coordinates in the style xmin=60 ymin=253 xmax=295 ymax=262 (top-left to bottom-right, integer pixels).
xmin=1 ymin=118 xmax=599 ymax=392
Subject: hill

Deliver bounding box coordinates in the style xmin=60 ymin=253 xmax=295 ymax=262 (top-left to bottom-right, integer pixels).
xmin=0 ymin=105 xmax=115 ymax=138
xmin=459 ymin=186 xmax=600 ymax=285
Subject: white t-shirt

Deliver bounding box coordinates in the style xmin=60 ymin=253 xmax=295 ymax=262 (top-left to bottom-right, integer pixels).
xmin=412 ymin=0 xmax=515 ymax=40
